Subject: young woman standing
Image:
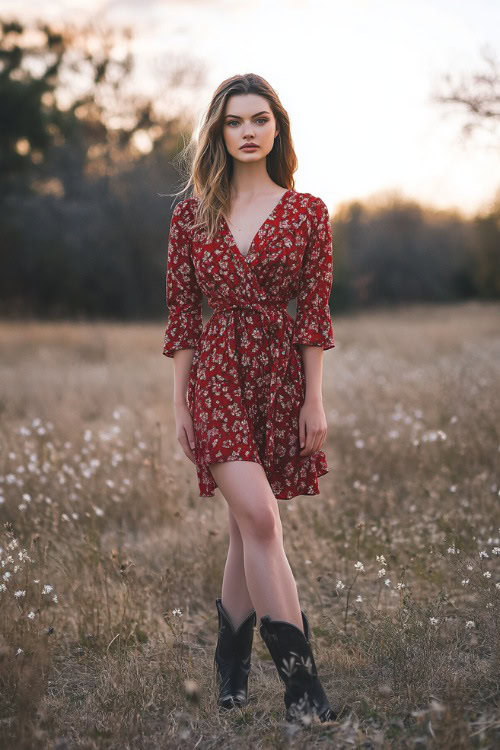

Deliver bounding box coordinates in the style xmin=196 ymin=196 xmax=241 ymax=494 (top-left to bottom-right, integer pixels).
xmin=163 ymin=73 xmax=337 ymax=724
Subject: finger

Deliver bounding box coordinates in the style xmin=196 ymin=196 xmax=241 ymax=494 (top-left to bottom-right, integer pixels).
xmin=312 ymin=428 xmax=323 ymax=453
xmin=314 ymin=425 xmax=327 ymax=453
xmin=178 ymin=432 xmax=196 ymax=464
xmin=185 ymin=423 xmax=196 ymax=452
xmin=300 ymin=425 xmax=314 ymax=457
xmin=299 ymin=415 xmax=306 ymax=451
xmin=303 ymin=427 xmax=322 ymax=456
xmin=309 ymin=433 xmax=320 ymax=455
xmin=316 ymin=430 xmax=324 ymax=452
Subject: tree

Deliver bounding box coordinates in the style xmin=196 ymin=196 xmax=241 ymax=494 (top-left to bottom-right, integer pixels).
xmin=431 ymin=45 xmax=500 ymax=148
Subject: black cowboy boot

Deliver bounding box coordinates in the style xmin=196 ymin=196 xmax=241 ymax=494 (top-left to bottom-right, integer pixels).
xmin=213 ymin=597 xmax=257 ymax=709
xmin=259 ymin=610 xmax=337 ymax=724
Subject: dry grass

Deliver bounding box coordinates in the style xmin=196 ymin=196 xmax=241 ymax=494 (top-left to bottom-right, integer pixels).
xmin=0 ymin=301 xmax=499 ymax=749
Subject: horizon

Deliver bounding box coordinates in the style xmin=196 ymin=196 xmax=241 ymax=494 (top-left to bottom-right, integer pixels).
xmin=1 ymin=0 xmax=499 ymax=218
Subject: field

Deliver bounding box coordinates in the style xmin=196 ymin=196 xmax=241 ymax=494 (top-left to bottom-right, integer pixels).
xmin=0 ymin=301 xmax=499 ymax=749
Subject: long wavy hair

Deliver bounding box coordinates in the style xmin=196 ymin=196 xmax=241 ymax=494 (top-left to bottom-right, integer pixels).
xmin=168 ymin=73 xmax=298 ymax=242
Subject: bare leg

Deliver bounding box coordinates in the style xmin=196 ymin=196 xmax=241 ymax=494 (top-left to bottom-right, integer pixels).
xmin=209 ymin=460 xmax=304 ymax=633
xmin=220 ymin=506 xmax=255 ymax=629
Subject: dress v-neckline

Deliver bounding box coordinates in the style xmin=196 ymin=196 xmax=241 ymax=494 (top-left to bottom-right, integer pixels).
xmin=222 ymin=189 xmax=292 ymax=262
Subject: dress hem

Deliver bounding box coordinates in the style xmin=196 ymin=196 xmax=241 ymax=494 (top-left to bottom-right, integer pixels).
xmin=196 ymin=456 xmax=329 ymax=500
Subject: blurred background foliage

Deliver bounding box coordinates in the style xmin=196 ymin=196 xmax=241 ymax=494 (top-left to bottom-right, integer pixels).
xmin=1 ymin=17 xmax=499 ymax=321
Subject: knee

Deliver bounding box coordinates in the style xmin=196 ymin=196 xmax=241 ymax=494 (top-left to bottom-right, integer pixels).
xmin=240 ymin=504 xmax=281 ymax=543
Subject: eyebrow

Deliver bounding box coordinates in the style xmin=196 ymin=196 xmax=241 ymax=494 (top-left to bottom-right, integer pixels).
xmin=224 ymin=111 xmax=270 ymax=119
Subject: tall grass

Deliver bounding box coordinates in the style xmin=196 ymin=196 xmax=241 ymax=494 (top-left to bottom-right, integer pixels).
xmin=0 ymin=301 xmax=499 ymax=748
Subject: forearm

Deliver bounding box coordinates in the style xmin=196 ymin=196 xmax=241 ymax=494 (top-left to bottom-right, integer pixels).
xmin=172 ymin=349 xmax=195 ymax=407
xmin=298 ymin=344 xmax=324 ymax=403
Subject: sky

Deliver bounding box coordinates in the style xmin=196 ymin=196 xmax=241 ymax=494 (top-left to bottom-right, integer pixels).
xmin=2 ymin=0 xmax=500 ymax=218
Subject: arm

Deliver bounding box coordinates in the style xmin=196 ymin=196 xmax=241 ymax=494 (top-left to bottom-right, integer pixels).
xmin=162 ymin=200 xmax=203 ymax=458
xmin=163 ymin=200 xmax=203 ymax=359
xmin=293 ymin=197 xmax=335 ymax=455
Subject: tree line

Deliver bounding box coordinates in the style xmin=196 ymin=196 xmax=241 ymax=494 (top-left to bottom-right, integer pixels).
xmin=1 ymin=18 xmax=498 ymax=320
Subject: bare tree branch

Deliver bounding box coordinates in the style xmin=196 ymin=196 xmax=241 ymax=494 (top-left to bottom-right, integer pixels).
xmin=430 ymin=44 xmax=500 ymax=142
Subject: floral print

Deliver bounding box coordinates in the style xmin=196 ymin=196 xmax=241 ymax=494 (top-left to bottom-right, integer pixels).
xmin=163 ymin=189 xmax=335 ymax=499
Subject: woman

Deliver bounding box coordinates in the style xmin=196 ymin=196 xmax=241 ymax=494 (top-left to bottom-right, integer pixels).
xmin=162 ymin=73 xmax=337 ymax=724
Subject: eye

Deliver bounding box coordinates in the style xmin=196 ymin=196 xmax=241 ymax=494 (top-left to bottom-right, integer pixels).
xmin=226 ymin=118 xmax=269 ymax=127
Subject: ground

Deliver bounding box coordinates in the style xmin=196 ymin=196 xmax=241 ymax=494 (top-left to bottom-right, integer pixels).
xmin=0 ymin=300 xmax=499 ymax=749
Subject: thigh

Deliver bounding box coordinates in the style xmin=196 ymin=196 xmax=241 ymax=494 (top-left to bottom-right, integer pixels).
xmin=209 ymin=460 xmax=282 ymax=537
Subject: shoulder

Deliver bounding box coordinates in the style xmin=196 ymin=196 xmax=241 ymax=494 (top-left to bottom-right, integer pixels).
xmin=169 ymin=197 xmax=199 ymax=236
xmin=291 ymin=191 xmax=330 ymax=228
xmin=171 ymin=196 xmax=198 ymax=220
xmin=291 ymin=190 xmax=328 ymax=214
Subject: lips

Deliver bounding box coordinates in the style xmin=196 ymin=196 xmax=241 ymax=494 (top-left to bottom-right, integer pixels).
xmin=241 ymin=144 xmax=258 ymax=150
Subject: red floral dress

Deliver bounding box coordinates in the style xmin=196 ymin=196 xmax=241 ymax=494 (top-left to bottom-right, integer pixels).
xmin=162 ymin=189 xmax=335 ymax=499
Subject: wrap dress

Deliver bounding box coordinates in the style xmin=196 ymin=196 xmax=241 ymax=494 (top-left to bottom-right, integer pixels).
xmin=162 ymin=189 xmax=335 ymax=500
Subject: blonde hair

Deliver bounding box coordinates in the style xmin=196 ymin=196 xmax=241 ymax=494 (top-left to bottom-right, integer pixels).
xmin=168 ymin=73 xmax=298 ymax=242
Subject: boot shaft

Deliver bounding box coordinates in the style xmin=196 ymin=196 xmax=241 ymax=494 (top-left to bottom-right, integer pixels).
xmin=214 ymin=598 xmax=256 ymax=708
xmin=259 ymin=615 xmax=317 ymax=694
xmin=259 ymin=611 xmax=336 ymax=723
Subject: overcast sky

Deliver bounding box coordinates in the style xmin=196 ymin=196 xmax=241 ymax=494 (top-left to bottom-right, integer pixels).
xmin=2 ymin=0 xmax=500 ymax=217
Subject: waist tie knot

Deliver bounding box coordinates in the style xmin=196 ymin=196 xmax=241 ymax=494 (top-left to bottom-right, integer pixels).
xmin=214 ymin=302 xmax=287 ymax=331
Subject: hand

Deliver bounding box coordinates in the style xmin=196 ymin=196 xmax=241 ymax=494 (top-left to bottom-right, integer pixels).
xmin=298 ymin=398 xmax=327 ymax=457
xmin=174 ymin=402 xmax=197 ymax=464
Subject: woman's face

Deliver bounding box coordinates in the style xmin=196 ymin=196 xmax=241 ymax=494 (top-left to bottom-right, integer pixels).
xmin=222 ymin=93 xmax=278 ymax=163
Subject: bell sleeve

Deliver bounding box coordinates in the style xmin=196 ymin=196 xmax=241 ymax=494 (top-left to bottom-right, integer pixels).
xmin=162 ymin=200 xmax=203 ymax=358
xmin=292 ymin=197 xmax=335 ymax=350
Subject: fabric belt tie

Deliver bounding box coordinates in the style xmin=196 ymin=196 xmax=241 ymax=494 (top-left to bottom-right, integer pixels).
xmin=213 ymin=301 xmax=290 ymax=468
xmin=214 ymin=301 xmax=287 ymax=330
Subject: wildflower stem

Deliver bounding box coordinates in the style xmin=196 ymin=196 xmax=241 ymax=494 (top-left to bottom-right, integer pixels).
xmin=344 ymin=571 xmax=359 ymax=632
